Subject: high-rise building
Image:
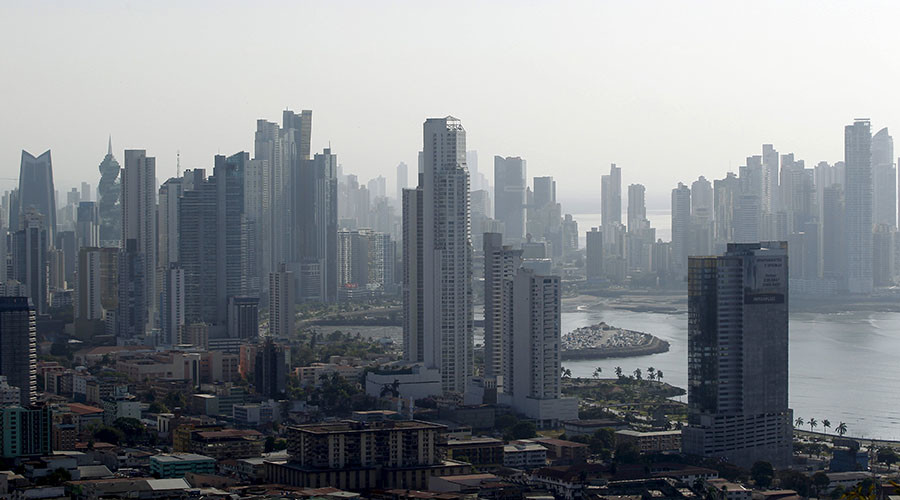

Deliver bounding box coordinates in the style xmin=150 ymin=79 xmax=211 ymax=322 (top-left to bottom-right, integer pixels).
xmin=422 ymin=117 xmax=473 ymax=393
xmin=268 ymin=264 xmax=295 ymax=338
xmin=762 ymin=144 xmax=779 ymax=214
xmin=873 ymin=225 xmax=895 ymax=287
xmin=483 ymin=233 xmax=522 ymax=393
xmin=11 ymin=211 xmax=49 ymax=314
xmin=297 ymin=148 xmax=338 ymax=303
xmin=0 ymin=297 xmax=37 ymax=405
xmin=16 ymin=150 xmax=56 ymax=241
xmin=255 ymin=337 xmax=287 ymax=399
xmin=627 ymin=184 xmax=647 ymax=233
xmin=734 ymin=194 xmax=761 ymax=244
xmin=713 ymin=173 xmax=740 ymax=246
xmin=585 ymin=228 xmax=602 ymax=280
xmin=601 ymin=164 xmax=622 ymax=227
xmin=822 ymin=186 xmax=846 ymax=281
xmin=179 ymin=169 xmax=217 ymax=328
xmin=121 ymin=150 xmax=157 ymax=333
xmin=691 ymin=176 xmax=713 ymax=220
xmin=0 ymin=405 xmax=51 ymax=458
xmin=500 ymin=268 xmax=577 ymax=427
xmin=75 ymin=201 xmax=100 ymax=250
xmin=81 ymin=181 xmax=91 ymax=202
xmin=533 ymin=177 xmax=556 ymax=211
xmin=228 ymin=296 xmax=259 ymax=340
xmin=75 ymin=247 xmax=104 ymax=322
xmin=683 ymin=242 xmax=792 ymax=468
xmin=844 ymin=119 xmax=874 ymax=294
xmin=670 ymin=183 xmax=691 ymax=274
xmin=161 ymin=264 xmax=185 ymax=346
xmin=396 ymin=162 xmax=409 ymax=201
xmin=871 ymin=127 xmax=896 ymax=229
xmin=494 ymin=156 xmax=527 ymax=242
xmin=116 ymin=239 xmax=146 ymax=338
xmin=97 ymin=138 xmax=121 ymax=246
xmin=402 ymin=183 xmax=424 ymax=364
xmin=157 ymin=178 xmax=183 ymax=270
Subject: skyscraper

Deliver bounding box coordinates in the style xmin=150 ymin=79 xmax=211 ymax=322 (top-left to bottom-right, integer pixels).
xmin=402 ymin=182 xmax=424 ymax=364
xmin=533 ymin=176 xmax=556 ymax=211
xmin=122 ymin=150 xmax=157 ymax=333
xmin=585 ymin=227 xmax=602 ymax=280
xmin=670 ymin=183 xmax=691 ymax=275
xmin=297 ymin=148 xmax=338 ymax=303
xmin=97 ymin=138 xmax=121 ymax=246
xmin=601 ymin=164 xmax=622 ymax=228
xmin=500 ymin=268 xmax=577 ymax=426
xmin=483 ymin=233 xmax=522 ymax=393
xmin=268 ymin=264 xmax=295 ymax=338
xmin=16 ymin=150 xmax=56 ymax=241
xmin=683 ymin=242 xmax=792 ymax=468
xmin=396 ymin=162 xmax=409 ymax=201
xmin=844 ymin=119 xmax=873 ymax=294
xmin=871 ymin=127 xmax=896 ymax=229
xmin=422 ymin=117 xmax=473 ymax=394
xmin=75 ymin=201 xmax=100 ymax=250
xmin=627 ymin=184 xmax=647 ymax=233
xmin=255 ymin=337 xmax=287 ymax=399
xmin=762 ymin=144 xmax=779 ymax=214
xmin=160 ymin=264 xmax=185 ymax=346
xmin=11 ymin=211 xmax=49 ymax=315
xmin=0 ymin=297 xmax=37 ymax=406
xmin=494 ymin=156 xmax=527 ymax=243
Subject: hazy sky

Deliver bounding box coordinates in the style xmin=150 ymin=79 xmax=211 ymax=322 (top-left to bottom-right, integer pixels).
xmin=3 ymin=1 xmax=899 ymax=210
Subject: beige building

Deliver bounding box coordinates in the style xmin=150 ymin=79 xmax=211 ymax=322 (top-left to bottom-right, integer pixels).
xmin=615 ymin=429 xmax=682 ymax=454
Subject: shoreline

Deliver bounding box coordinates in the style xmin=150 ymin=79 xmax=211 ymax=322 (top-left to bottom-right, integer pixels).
xmin=562 ymin=335 xmax=670 ymax=360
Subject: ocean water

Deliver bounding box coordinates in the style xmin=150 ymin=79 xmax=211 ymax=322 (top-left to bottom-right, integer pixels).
xmin=562 ymin=307 xmax=900 ymax=441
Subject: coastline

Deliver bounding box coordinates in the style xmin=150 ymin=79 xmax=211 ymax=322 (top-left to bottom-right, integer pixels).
xmin=561 ymin=335 xmax=670 ymax=360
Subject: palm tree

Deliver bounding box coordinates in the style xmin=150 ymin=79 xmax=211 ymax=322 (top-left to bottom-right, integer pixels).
xmin=561 ymin=367 xmax=572 ymax=379
xmin=633 ymin=368 xmax=642 ymax=380
xmin=809 ymin=418 xmax=818 ymax=433
xmin=795 ymin=417 xmax=804 ymax=428
xmin=656 ymin=370 xmax=664 ymax=382
xmin=837 ymin=422 xmax=848 ymax=437
xmin=615 ymin=366 xmax=623 ymax=378
xmin=647 ymin=367 xmax=656 ymax=381
xmin=592 ymin=367 xmax=602 ymax=379
xmin=822 ymin=419 xmax=831 ymax=434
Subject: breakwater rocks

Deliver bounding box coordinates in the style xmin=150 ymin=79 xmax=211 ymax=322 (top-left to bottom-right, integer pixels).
xmin=561 ymin=322 xmax=670 ymax=360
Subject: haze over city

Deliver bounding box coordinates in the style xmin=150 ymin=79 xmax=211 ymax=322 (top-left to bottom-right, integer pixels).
xmin=4 ymin=1 xmax=900 ymax=207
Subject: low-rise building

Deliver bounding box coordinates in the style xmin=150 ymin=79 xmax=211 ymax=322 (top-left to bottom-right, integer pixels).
xmin=523 ymin=438 xmax=589 ymax=465
xmin=233 ymin=402 xmax=275 ymax=427
xmin=149 ymin=453 xmax=216 ymax=478
xmin=503 ymin=443 xmax=547 ymax=469
xmin=615 ymin=429 xmax=682 ymax=454
xmin=707 ymin=479 xmax=752 ymax=500
xmin=562 ymin=419 xmax=629 ymax=437
xmin=67 ymin=403 xmax=104 ymax=431
xmin=445 ymin=437 xmax=504 ymax=469
xmin=186 ymin=428 xmax=264 ymax=460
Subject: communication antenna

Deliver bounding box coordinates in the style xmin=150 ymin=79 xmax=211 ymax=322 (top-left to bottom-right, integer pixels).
xmin=177 ymin=150 xmax=181 ymax=177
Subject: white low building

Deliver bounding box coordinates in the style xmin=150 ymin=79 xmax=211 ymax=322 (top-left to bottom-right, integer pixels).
xmin=503 ymin=443 xmax=547 ymax=469
xmin=365 ymin=363 xmax=442 ymax=400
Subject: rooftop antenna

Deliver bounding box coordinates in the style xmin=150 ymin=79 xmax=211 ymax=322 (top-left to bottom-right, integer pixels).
xmin=177 ymin=150 xmax=181 ymax=177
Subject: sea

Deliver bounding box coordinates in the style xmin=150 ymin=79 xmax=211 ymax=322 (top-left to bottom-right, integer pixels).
xmin=565 ymin=211 xmax=900 ymax=441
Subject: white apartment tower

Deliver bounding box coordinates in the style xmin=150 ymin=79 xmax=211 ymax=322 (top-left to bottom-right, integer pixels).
xmin=422 ymin=117 xmax=474 ymax=393
xmin=501 ymin=268 xmax=577 ymax=427
xmin=483 ymin=232 xmax=522 ymax=392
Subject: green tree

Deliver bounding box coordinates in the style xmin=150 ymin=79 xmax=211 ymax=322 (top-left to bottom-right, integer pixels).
xmin=776 ymin=469 xmax=811 ymax=497
xmin=264 ymin=436 xmax=276 ymax=453
xmin=633 ymin=368 xmax=642 ymax=380
xmin=822 ymin=419 xmax=832 ymax=434
xmin=593 ymin=367 xmax=602 ymax=379
xmin=615 ymin=366 xmax=623 ymax=378
xmin=877 ymin=448 xmax=899 ymax=466
xmin=795 ymin=417 xmax=804 ymax=428
xmin=656 ymin=370 xmax=664 ymax=382
xmin=750 ymin=461 xmax=774 ymax=488
xmin=837 ymin=422 xmax=848 ymax=436
xmin=647 ymin=367 xmax=656 ymax=381
xmin=812 ymin=471 xmax=830 ymax=497
xmin=93 ymin=426 xmax=124 ymax=445
xmin=614 ymin=441 xmax=641 ymax=464
xmin=148 ymin=401 xmax=169 ymax=414
xmin=561 ymin=367 xmax=572 ymax=379
xmin=809 ymin=418 xmax=818 ymax=433
xmin=506 ymin=421 xmax=537 ymax=440
xmin=496 ymin=414 xmax=518 ymax=431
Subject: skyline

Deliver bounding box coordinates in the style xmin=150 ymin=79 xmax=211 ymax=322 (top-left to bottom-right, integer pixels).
xmin=3 ymin=1 xmax=900 ymax=208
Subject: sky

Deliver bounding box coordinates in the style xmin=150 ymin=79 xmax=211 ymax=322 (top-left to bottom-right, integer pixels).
xmin=3 ymin=0 xmax=900 ymax=210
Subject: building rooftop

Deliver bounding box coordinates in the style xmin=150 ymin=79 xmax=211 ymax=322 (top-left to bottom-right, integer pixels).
xmin=68 ymin=403 xmax=104 ymax=415
xmin=615 ymin=430 xmax=682 ymax=437
xmin=292 ymin=419 xmax=445 ymax=434
xmin=447 ymin=437 xmax=503 ymax=446
xmin=152 ymin=453 xmax=214 ymax=463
